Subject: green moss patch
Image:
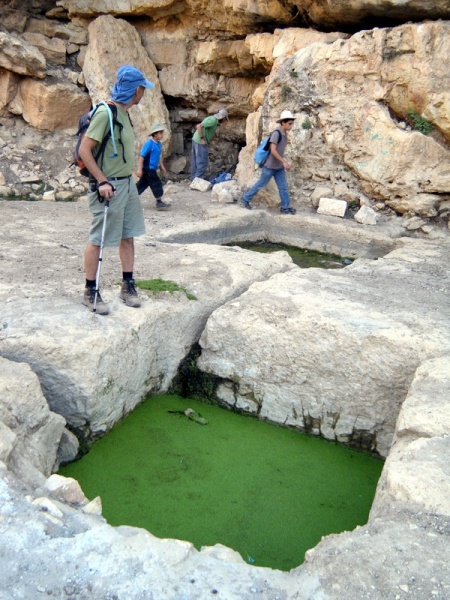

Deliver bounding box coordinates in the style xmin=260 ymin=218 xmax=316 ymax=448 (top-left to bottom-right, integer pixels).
xmin=136 ymin=278 xmax=197 ymax=300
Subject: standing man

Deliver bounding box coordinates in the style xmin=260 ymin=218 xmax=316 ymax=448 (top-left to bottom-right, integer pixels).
xmin=79 ymin=65 xmax=154 ymax=315
xmin=242 ymin=110 xmax=297 ymax=215
xmin=191 ymin=108 xmax=229 ymax=180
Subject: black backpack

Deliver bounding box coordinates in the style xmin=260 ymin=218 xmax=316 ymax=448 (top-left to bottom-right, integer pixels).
xmin=72 ymin=101 xmax=125 ymax=177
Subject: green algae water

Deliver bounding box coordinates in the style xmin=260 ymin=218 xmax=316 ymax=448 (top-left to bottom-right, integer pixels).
xmin=227 ymin=241 xmax=350 ymax=269
xmin=60 ymin=395 xmax=383 ymax=571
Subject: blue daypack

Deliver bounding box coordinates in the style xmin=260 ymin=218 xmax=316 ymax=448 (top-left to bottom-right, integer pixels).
xmin=254 ymin=130 xmax=281 ymax=167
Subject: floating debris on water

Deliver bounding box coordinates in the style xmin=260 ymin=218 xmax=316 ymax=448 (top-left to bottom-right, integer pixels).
xmin=168 ymin=408 xmax=208 ymax=425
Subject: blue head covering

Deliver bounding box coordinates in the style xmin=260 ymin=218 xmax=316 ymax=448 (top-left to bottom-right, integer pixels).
xmin=110 ymin=65 xmax=155 ymax=104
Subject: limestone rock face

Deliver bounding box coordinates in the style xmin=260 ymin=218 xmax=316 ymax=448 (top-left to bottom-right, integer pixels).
xmin=370 ymin=356 xmax=450 ymax=519
xmin=18 ymin=77 xmax=92 ymax=131
xmin=272 ymin=28 xmax=347 ymax=60
xmin=159 ymin=65 xmax=258 ymax=116
xmin=60 ymin=0 xmax=450 ymax=30
xmin=198 ymin=239 xmax=450 ymax=457
xmin=238 ymin=21 xmax=450 ymax=218
xmin=21 ymin=32 xmax=67 ymax=66
xmin=82 ymin=15 xmax=171 ymax=153
xmin=0 ymin=68 xmax=20 ymax=108
xmin=195 ymin=40 xmax=262 ymax=78
xmin=62 ymin=0 xmax=188 ymax=18
xmin=0 ymin=358 xmax=66 ymax=484
xmin=0 ymin=31 xmax=46 ymax=78
xmin=296 ymin=0 xmax=450 ymax=27
xmin=25 ymin=17 xmax=88 ymax=45
xmin=62 ymin=0 xmax=293 ymax=34
xmin=0 ymin=241 xmax=293 ymax=439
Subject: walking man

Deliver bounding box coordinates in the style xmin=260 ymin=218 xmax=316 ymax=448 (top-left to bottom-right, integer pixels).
xmin=191 ymin=108 xmax=228 ymax=180
xmin=79 ymin=65 xmax=154 ymax=315
xmin=242 ymin=110 xmax=297 ymax=214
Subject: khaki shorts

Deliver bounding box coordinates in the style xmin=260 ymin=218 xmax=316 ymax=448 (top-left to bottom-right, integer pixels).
xmin=88 ymin=178 xmax=145 ymax=247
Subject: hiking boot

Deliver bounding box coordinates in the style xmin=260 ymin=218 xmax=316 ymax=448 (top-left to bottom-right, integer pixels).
xmin=242 ymin=199 xmax=252 ymax=210
xmin=82 ymin=287 xmax=109 ymax=315
xmin=156 ymin=200 xmax=171 ymax=211
xmin=120 ymin=279 xmax=141 ymax=308
xmin=280 ymin=207 xmax=297 ymax=215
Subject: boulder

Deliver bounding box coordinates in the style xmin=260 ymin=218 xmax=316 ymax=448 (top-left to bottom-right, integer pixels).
xmin=18 ymin=77 xmax=91 ymax=131
xmin=21 ymin=32 xmax=67 ymax=66
xmin=310 ymin=186 xmax=333 ymax=207
xmin=211 ymin=180 xmax=241 ymax=203
xmin=82 ymin=15 xmax=170 ymax=155
xmin=25 ymin=17 xmax=88 ymax=45
xmin=371 ymin=356 xmax=450 ymax=520
xmin=166 ymin=155 xmax=186 ymax=174
xmin=159 ymin=65 xmax=258 ymax=116
xmin=272 ymin=27 xmax=347 ymax=61
xmin=0 ymin=239 xmax=292 ymax=438
xmin=317 ymin=197 xmax=347 ymax=217
xmin=304 ymin=0 xmax=450 ymax=28
xmin=198 ymin=238 xmax=450 ymax=457
xmin=195 ymin=40 xmax=258 ymax=77
xmin=244 ymin=33 xmax=274 ymax=72
xmin=354 ymin=205 xmax=379 ymax=225
xmin=0 ymin=358 xmax=66 ymax=484
xmin=190 ymin=177 xmax=212 ymax=192
xmin=0 ymin=67 xmax=20 ymax=108
xmin=0 ymin=31 xmax=46 ymax=78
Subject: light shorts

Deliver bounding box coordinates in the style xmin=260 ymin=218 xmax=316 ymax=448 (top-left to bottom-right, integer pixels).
xmin=88 ymin=177 xmax=145 ymax=247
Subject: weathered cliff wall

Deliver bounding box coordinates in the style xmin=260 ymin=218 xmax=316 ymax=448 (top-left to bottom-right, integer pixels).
xmin=1 ymin=0 xmax=450 ymax=225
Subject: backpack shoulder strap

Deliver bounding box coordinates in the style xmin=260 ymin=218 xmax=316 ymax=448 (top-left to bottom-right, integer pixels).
xmin=271 ymin=129 xmax=282 ymax=144
xmin=91 ymin=100 xmax=120 ymax=156
xmin=264 ymin=129 xmax=282 ymax=153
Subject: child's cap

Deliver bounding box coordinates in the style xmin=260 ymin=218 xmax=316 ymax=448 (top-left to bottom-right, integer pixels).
xmin=150 ymin=124 xmax=166 ymax=135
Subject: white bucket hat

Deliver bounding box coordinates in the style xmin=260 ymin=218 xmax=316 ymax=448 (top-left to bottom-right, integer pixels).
xmin=214 ymin=108 xmax=229 ymax=120
xmin=276 ymin=110 xmax=296 ymax=123
xmin=150 ymin=123 xmax=165 ymax=135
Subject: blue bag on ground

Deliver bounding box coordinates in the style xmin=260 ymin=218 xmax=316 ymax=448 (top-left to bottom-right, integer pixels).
xmin=210 ymin=172 xmax=233 ymax=184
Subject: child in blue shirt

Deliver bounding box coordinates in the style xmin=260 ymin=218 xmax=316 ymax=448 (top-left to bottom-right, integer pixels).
xmin=136 ymin=124 xmax=170 ymax=211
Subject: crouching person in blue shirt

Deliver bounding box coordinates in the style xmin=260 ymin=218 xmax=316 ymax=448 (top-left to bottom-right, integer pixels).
xmin=136 ymin=124 xmax=171 ymax=211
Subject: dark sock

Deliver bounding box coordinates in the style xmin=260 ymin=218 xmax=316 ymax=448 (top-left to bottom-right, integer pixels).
xmin=86 ymin=279 xmax=96 ymax=288
xmin=122 ymin=272 xmax=133 ymax=281
xmin=156 ymin=199 xmax=163 ymax=204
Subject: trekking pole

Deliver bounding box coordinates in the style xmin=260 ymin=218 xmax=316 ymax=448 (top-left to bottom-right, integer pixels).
xmin=93 ymin=199 xmax=110 ymax=313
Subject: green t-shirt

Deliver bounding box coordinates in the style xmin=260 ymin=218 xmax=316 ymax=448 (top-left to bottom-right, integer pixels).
xmin=192 ymin=115 xmax=219 ymax=144
xmin=86 ymin=104 xmax=135 ymax=177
